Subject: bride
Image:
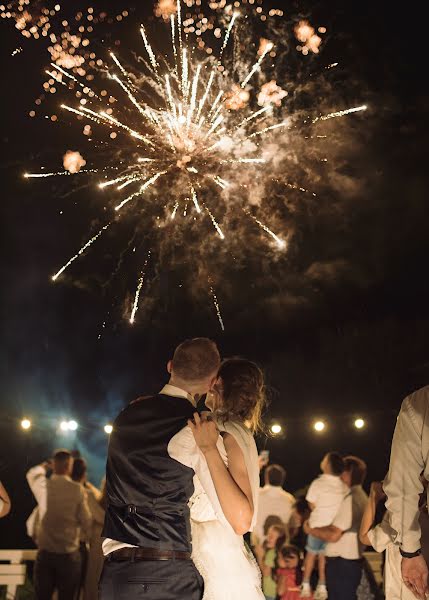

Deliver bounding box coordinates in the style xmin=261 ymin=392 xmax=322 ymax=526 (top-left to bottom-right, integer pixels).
xmin=187 ymin=357 xmax=266 ymax=600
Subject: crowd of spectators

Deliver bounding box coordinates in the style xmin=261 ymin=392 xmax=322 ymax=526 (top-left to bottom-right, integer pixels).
xmin=252 ymin=454 xmax=369 ymax=600
xmin=1 ymin=386 xmax=429 ymax=599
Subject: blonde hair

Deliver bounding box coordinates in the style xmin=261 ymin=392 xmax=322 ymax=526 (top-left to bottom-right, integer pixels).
xmin=172 ymin=338 xmax=220 ymax=382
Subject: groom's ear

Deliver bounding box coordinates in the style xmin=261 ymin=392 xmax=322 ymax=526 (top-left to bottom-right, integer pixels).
xmin=167 ymin=360 xmax=173 ymax=374
xmin=210 ymin=375 xmax=219 ymax=388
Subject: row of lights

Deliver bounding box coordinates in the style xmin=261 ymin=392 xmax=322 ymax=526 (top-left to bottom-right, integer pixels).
xmin=270 ymin=418 xmax=366 ymax=436
xmin=20 ymin=417 xmax=366 ymax=437
xmin=20 ymin=419 xmax=113 ymax=435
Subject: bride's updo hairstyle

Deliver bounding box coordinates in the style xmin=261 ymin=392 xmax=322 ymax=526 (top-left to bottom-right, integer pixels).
xmin=215 ymin=358 xmax=266 ymax=433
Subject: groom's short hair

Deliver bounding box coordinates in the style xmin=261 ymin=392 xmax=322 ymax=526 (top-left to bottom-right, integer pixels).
xmin=172 ymin=338 xmax=220 ymax=382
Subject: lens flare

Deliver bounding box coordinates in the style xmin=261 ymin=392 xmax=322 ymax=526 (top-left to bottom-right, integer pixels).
xmin=314 ymin=420 xmax=325 ymax=432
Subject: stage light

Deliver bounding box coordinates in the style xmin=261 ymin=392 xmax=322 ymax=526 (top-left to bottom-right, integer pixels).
xmin=60 ymin=421 xmax=69 ymax=431
xmin=104 ymin=424 xmax=113 ymax=434
xmin=68 ymin=420 xmax=78 ymax=431
xmin=354 ymin=418 xmax=365 ymax=429
xmin=314 ymin=420 xmax=326 ymax=432
xmin=270 ymin=423 xmax=282 ymax=435
xmin=21 ymin=419 xmax=31 ymax=430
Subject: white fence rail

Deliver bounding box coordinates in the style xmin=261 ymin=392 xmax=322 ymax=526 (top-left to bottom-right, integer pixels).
xmin=0 ymin=550 xmax=37 ymax=600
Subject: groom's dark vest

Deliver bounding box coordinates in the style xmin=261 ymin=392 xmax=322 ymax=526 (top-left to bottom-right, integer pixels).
xmin=102 ymin=394 xmax=196 ymax=552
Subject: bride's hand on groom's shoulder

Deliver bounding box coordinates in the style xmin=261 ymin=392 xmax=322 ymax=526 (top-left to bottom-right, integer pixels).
xmin=188 ymin=412 xmax=219 ymax=455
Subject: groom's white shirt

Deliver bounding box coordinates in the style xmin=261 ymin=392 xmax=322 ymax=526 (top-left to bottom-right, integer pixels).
xmin=103 ymin=384 xmax=229 ymax=556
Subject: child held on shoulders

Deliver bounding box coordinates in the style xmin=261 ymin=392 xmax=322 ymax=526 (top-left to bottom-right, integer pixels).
xmin=277 ymin=545 xmax=311 ymax=600
xmin=301 ymin=451 xmax=348 ymax=600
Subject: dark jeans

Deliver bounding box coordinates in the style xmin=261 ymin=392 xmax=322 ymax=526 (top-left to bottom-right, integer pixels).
xmin=34 ymin=549 xmax=81 ymax=600
xmin=99 ymin=558 xmax=204 ymax=600
xmin=78 ymin=541 xmax=89 ymax=594
xmin=326 ymin=556 xmax=363 ymax=600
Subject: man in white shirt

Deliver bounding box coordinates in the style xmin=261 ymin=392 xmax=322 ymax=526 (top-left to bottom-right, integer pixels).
xmin=384 ymin=386 xmax=429 ymax=600
xmin=26 ymin=459 xmax=51 ymax=543
xmin=34 ymin=449 xmax=92 ymax=600
xmin=252 ymin=464 xmax=295 ymax=546
xmin=359 ymin=480 xmax=429 ymax=600
xmin=305 ymin=455 xmax=368 ymax=600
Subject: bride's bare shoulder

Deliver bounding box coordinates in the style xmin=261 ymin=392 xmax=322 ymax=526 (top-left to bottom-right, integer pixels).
xmin=219 ymin=420 xmax=253 ymax=438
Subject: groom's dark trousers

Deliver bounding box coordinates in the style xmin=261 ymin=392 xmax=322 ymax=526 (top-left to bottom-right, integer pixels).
xmin=100 ymin=555 xmax=203 ymax=600
xmin=99 ymin=393 xmax=204 ymax=600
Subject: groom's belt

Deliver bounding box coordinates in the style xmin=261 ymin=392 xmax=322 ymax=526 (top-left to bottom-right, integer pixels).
xmin=107 ymin=547 xmax=192 ymax=562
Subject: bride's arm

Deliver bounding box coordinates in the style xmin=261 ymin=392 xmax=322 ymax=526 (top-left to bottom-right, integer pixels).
xmin=189 ymin=413 xmax=253 ymax=535
xmin=223 ymin=431 xmax=254 ymax=513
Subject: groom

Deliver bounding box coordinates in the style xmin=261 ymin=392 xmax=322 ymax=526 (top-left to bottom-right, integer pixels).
xmin=99 ymin=337 xmax=221 ymax=600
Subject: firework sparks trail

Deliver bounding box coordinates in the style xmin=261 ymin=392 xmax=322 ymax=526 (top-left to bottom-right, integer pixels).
xmin=219 ymin=11 xmax=239 ymax=62
xmin=24 ymin=168 xmax=99 ymax=178
xmin=110 ymin=72 xmax=151 ymax=121
xmin=130 ymin=251 xmax=151 ymax=324
xmin=52 ymin=64 xmax=103 ymax=102
xmin=204 ymin=205 xmax=225 ymax=240
xmin=196 ymin=71 xmax=215 ymax=121
xmin=223 ymin=158 xmax=266 ymax=164
xmin=23 ymin=0 xmax=368 ymax=327
xmin=209 ymin=282 xmax=225 ymax=331
xmin=171 ymin=15 xmax=178 ymax=74
xmin=140 ymin=25 xmax=159 ymax=75
xmin=52 ymin=222 xmax=113 ymax=281
xmin=191 ymin=186 xmax=201 ymax=213
xmin=24 ymin=171 xmax=74 ymax=179
xmin=241 ymin=41 xmax=274 ymax=88
xmin=117 ymin=177 xmax=141 ymax=190
xmin=312 ymin=105 xmax=367 ymax=123
xmin=115 ymin=172 xmax=168 ymax=212
xmin=249 ymin=120 xmax=291 ymax=139
xmin=237 ymin=106 xmax=272 ymax=128
xmin=99 ymin=175 xmax=134 ymax=189
xmin=243 ymin=209 xmax=286 ymax=249
xmin=171 ymin=201 xmax=179 ymax=219
xmin=110 ymin=52 xmax=130 ymax=80
xmin=212 ymin=176 xmax=230 ymax=189
xmin=176 ymin=0 xmax=183 ymax=65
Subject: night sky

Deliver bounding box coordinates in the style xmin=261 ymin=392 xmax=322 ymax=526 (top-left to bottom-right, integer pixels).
xmin=1 ymin=0 xmax=427 ymax=547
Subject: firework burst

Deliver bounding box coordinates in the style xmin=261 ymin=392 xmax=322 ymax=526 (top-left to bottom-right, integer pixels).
xmin=24 ymin=0 xmax=367 ymax=328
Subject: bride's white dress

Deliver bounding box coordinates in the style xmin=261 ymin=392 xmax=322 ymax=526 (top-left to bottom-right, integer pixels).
xmin=189 ymin=420 xmax=264 ymax=600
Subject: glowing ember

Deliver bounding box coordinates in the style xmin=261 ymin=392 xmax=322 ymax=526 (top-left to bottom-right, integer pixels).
xmin=63 ymin=150 xmax=86 ymax=173
xmin=294 ymin=20 xmax=324 ymax=55
xmin=154 ymin=0 xmax=177 ymax=20
xmin=224 ymin=85 xmax=250 ymax=111
xmin=258 ymin=80 xmax=288 ymax=107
